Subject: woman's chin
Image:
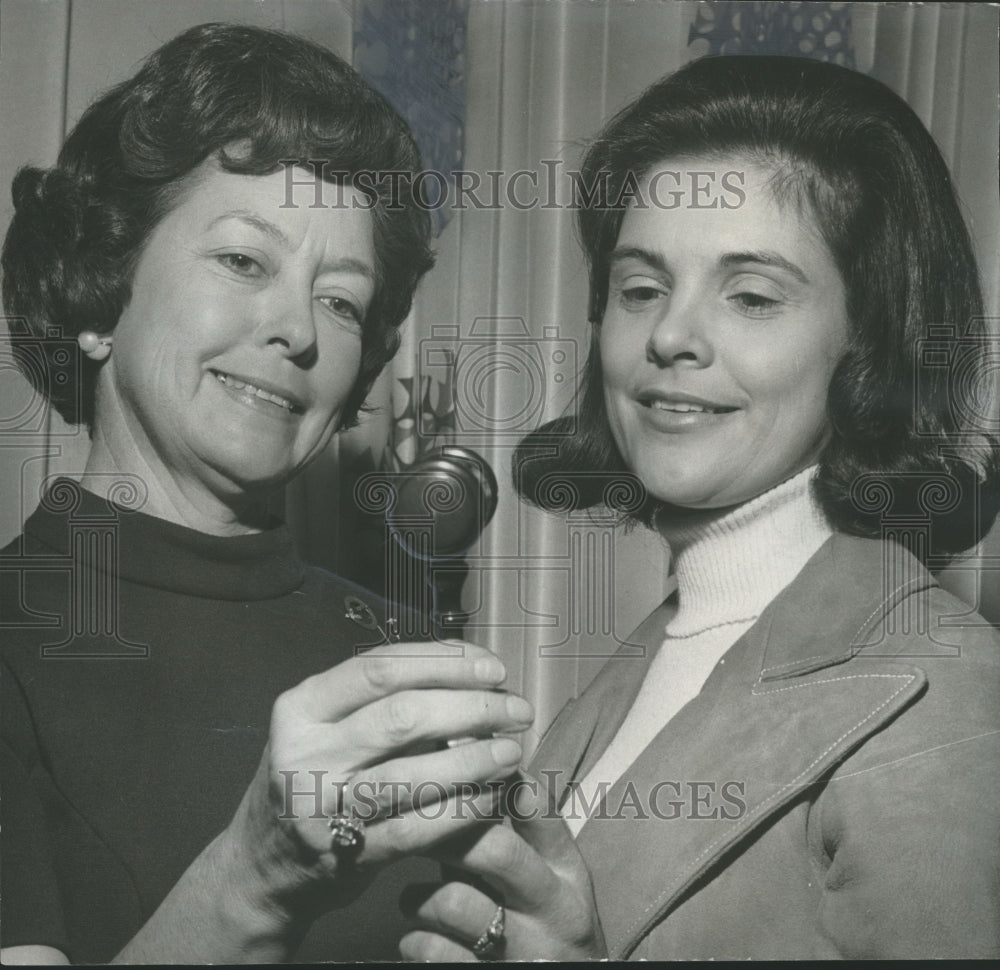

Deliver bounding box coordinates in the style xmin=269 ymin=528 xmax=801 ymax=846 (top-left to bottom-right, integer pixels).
xmin=640 ymin=475 xmax=744 ymax=512
xmin=195 ymin=454 xmax=301 ymax=500
xmin=637 ymin=459 xmax=812 ymax=513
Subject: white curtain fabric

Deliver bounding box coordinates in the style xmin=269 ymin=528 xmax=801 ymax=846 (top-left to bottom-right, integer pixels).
xmin=1 ymin=1 xmax=997 ymax=755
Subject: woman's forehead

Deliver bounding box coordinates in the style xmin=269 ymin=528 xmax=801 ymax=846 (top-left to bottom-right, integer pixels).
xmin=142 ymin=161 xmax=377 ymax=280
xmin=618 ymin=156 xmax=834 ymax=258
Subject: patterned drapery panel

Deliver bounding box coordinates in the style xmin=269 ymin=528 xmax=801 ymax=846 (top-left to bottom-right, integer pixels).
xmin=353 ymin=0 xmax=469 ymax=236
xmin=343 ymin=1 xmax=470 ymax=607
xmin=688 ymin=0 xmax=855 ymax=67
xmin=385 ymin=373 xmax=457 ymax=472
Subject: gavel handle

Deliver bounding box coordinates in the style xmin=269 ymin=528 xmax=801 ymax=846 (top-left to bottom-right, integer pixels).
xmin=430 ymin=560 xmax=470 ymax=639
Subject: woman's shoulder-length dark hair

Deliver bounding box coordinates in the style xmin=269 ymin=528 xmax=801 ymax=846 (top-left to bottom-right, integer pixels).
xmin=2 ymin=21 xmax=434 ymax=430
xmin=514 ymin=53 xmax=999 ymax=560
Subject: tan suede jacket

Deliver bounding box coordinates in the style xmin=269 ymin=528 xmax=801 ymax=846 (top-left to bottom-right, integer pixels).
xmin=529 ymin=533 xmax=1000 ymax=959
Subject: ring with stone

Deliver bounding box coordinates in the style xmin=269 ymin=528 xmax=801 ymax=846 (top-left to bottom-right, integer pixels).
xmin=471 ymin=903 xmax=506 ymax=959
xmin=327 ymin=812 xmax=365 ymax=862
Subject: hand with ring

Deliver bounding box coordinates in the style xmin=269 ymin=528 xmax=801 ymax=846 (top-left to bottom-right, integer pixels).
xmin=472 ymin=903 xmax=506 ymax=959
xmin=398 ymin=770 xmax=607 ymax=961
xmin=217 ymin=641 xmax=534 ymax=935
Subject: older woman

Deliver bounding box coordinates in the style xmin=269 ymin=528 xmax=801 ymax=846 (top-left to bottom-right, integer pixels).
xmin=0 ymin=23 xmax=532 ymax=965
xmin=400 ymin=54 xmax=1000 ymax=960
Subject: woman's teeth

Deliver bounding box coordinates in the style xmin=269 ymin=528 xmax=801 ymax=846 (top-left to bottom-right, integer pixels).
xmin=652 ymin=400 xmax=719 ymax=414
xmin=214 ymin=372 xmax=295 ymax=411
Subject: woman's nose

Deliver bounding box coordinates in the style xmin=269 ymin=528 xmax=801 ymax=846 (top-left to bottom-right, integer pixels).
xmin=646 ymin=297 xmax=713 ymax=367
xmin=257 ymin=288 xmax=318 ymax=362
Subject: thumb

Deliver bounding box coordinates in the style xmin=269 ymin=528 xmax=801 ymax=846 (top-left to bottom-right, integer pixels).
xmin=504 ymin=768 xmax=582 ymax=876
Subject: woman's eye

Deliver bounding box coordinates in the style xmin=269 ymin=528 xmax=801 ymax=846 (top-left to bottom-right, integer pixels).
xmin=730 ymin=291 xmax=780 ymax=316
xmin=217 ymin=253 xmax=264 ymax=277
xmin=619 ymin=285 xmax=666 ymax=309
xmin=319 ymin=295 xmax=364 ymax=327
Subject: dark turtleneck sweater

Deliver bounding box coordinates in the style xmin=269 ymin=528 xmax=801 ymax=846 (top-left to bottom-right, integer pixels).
xmin=1 ymin=479 xmax=433 ymax=962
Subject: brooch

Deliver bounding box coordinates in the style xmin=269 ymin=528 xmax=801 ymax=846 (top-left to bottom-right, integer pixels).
xmin=344 ymin=595 xmax=400 ymax=643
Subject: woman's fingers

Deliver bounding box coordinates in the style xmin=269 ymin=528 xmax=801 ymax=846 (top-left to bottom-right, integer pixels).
xmin=273 ymin=735 xmax=524 ymax=860
xmin=421 ymin=774 xmax=605 ymax=957
xmin=504 ymin=769 xmax=586 ymax=882
xmin=333 ymin=688 xmax=533 ymax=765
xmin=433 ymin=822 xmax=559 ymax=911
xmin=274 ymin=731 xmax=522 ymax=826
xmin=285 ymin=641 xmax=507 ymax=724
xmin=272 ymin=690 xmax=532 ymax=808
xmin=269 ymin=764 xmax=510 ymax=871
xmin=399 ymin=929 xmax=476 ymax=962
xmin=395 ymin=780 xmax=607 ymax=960
xmin=436 ymin=770 xmax=583 ymax=889
xmin=343 ymin=787 xmax=505 ymax=865
xmin=340 ymin=737 xmax=523 ymax=820
xmin=400 ymin=881 xmax=499 ymax=948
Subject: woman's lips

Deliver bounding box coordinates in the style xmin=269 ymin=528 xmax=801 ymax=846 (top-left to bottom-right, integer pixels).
xmin=211 ymin=370 xmax=302 ymax=414
xmin=636 ymin=391 xmax=739 ymax=414
xmin=635 ymin=392 xmax=739 ymax=431
xmin=647 ymin=400 xmax=730 ymax=414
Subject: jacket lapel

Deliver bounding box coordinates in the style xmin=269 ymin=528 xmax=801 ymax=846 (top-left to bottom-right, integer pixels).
xmin=528 ymin=602 xmax=673 ymax=808
xmin=534 ymin=534 xmax=933 ymax=959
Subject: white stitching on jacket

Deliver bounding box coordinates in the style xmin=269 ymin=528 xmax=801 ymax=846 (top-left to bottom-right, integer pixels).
xmin=619 ymin=672 xmax=916 ymax=955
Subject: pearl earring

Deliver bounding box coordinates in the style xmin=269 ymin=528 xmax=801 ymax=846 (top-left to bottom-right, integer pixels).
xmin=78 ymin=331 xmax=112 ymax=361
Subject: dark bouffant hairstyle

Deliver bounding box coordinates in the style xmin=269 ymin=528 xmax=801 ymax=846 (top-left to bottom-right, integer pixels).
xmin=513 ymin=54 xmax=1000 ymax=559
xmin=2 ymin=22 xmax=434 ymax=430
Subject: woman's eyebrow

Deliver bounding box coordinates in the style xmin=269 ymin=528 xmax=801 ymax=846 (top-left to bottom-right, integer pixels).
xmin=319 ymin=257 xmax=376 ymax=281
xmin=721 ymin=250 xmax=810 ymax=284
xmin=208 ymin=210 xmax=291 ymax=247
xmin=206 ymin=210 xmax=375 ymax=280
xmin=608 ymin=245 xmax=669 ymax=273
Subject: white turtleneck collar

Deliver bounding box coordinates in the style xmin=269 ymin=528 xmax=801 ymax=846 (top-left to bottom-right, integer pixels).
xmin=564 ymin=466 xmax=835 ymax=836
xmin=655 ymin=465 xmax=833 ymax=638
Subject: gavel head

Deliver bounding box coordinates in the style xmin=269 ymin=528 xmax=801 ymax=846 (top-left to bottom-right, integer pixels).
xmin=387 ymin=446 xmax=499 ymax=560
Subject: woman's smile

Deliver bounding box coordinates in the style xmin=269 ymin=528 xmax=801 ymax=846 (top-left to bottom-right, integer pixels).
xmin=635 ymin=389 xmax=741 ymax=432
xmin=210 ymin=369 xmax=305 ymax=416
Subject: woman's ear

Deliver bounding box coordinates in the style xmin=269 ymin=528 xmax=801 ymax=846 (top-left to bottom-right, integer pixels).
xmin=78 ymin=330 xmax=113 ymax=361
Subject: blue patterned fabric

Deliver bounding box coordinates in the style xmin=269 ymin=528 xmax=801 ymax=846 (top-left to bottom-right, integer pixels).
xmin=689 ymin=0 xmax=855 ymax=67
xmin=386 ymin=373 xmax=457 ymax=471
xmin=353 ymin=0 xmax=468 ymax=235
